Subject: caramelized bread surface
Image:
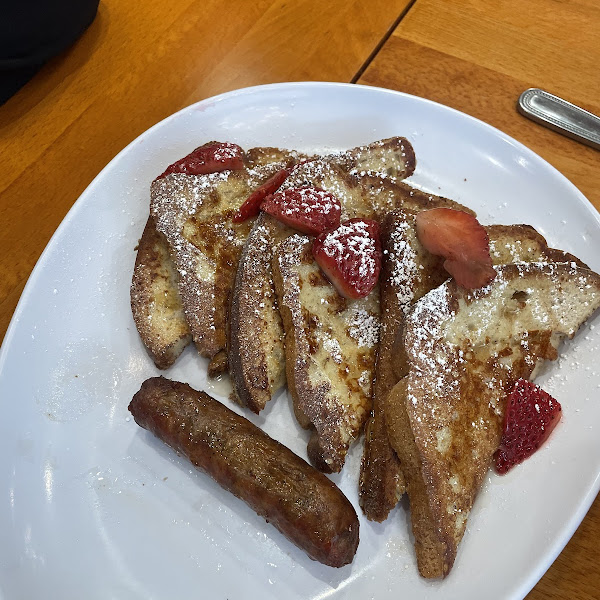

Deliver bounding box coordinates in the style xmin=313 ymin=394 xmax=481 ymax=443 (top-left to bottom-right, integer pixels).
xmin=229 ymin=213 xmax=292 ymax=413
xmin=359 ymin=217 xmax=591 ymax=523
xmin=327 ymin=136 xmax=416 ymax=180
xmin=388 ymin=262 xmax=600 ymax=577
xmin=146 ymin=137 xmax=416 ymax=378
xmin=359 ymin=209 xmax=449 ymax=521
xmin=150 ymin=147 xmax=298 ymax=370
xmin=273 ymin=233 xmax=380 ymax=473
xmin=229 ymin=138 xmax=417 ymax=413
xmin=360 ymin=197 xmax=473 ymax=520
xmin=131 ymin=217 xmax=191 ymax=369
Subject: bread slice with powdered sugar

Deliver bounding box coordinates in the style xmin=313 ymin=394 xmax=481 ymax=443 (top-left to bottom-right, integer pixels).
xmin=149 ymin=146 xmax=300 ymax=374
xmin=130 ymin=216 xmax=192 ymax=369
xmin=384 ymin=261 xmax=600 ymax=577
xmin=359 ymin=214 xmax=590 ymax=523
xmin=228 ymin=138 xmax=417 ymax=415
xmin=265 ymin=163 xmax=466 ymax=473
xmin=138 ymin=137 xmax=415 ymax=377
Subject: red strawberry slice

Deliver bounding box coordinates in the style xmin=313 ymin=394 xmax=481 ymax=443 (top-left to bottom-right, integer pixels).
xmin=494 ymin=379 xmax=562 ymax=474
xmin=261 ymin=187 xmax=341 ymax=235
xmin=415 ymin=208 xmax=496 ymax=289
xmin=232 ymin=167 xmax=293 ymax=223
xmin=312 ymin=218 xmax=382 ymax=299
xmin=157 ymin=142 xmax=245 ymax=179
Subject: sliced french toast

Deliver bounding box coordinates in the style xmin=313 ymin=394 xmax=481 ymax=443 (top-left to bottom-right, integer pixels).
xmin=359 ymin=214 xmax=590 ymax=522
xmin=228 ymin=138 xmax=417 ymax=413
xmin=273 ymin=231 xmax=380 ymax=473
xmin=384 ymin=261 xmax=600 ymax=578
xmin=228 ymin=213 xmax=293 ymax=413
xmin=146 ymin=138 xmax=415 ymax=378
xmin=150 ymin=146 xmax=300 ymax=374
xmin=131 ymin=216 xmax=192 ymax=369
xmin=328 ymin=136 xmax=416 ymax=180
xmin=267 ymin=166 xmax=473 ymax=472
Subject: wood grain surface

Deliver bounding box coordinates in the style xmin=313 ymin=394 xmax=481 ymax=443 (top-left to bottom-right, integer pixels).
xmin=358 ymin=1 xmax=600 ymax=598
xmin=0 ymin=0 xmax=410 ymax=340
xmin=1 ymin=0 xmax=599 ymax=597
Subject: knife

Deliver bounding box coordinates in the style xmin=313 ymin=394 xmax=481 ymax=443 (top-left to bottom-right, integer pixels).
xmin=517 ymin=88 xmax=600 ymax=150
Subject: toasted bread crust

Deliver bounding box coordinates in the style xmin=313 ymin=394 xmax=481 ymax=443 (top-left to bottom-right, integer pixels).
xmin=359 ymin=209 xmax=454 ymax=521
xmin=131 ymin=217 xmax=191 ymax=369
xmin=229 ymin=214 xmax=291 ymax=412
xmin=360 ymin=217 xmax=593 ymax=523
xmin=330 ymin=136 xmax=416 ymax=180
xmin=137 ymin=138 xmax=417 ymax=376
xmin=384 ymin=378 xmax=448 ymax=577
xmin=150 ymin=147 xmax=298 ymax=367
xmin=392 ymin=262 xmax=600 ymax=577
xmin=487 ymin=224 xmax=590 ymax=268
xmin=228 ymin=138 xmax=419 ymax=413
xmin=273 ymin=234 xmax=380 ymax=473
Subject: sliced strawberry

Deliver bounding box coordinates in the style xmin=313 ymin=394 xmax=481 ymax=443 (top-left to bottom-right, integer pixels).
xmin=312 ymin=218 xmax=382 ymax=299
xmin=261 ymin=187 xmax=341 ymax=235
xmin=415 ymin=208 xmax=496 ymax=289
xmin=443 ymin=258 xmax=496 ymax=290
xmin=157 ymin=142 xmax=245 ymax=179
xmin=232 ymin=167 xmax=293 ymax=223
xmin=494 ymin=379 xmax=562 ymax=474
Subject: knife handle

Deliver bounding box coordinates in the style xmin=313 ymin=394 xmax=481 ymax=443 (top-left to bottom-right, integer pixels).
xmin=517 ymin=88 xmax=600 ymax=150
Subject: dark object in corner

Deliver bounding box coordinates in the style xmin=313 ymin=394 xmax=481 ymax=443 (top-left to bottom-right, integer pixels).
xmin=0 ymin=0 xmax=100 ymax=105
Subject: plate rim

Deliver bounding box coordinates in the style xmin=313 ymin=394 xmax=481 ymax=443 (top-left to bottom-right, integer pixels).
xmin=1 ymin=81 xmax=599 ymax=600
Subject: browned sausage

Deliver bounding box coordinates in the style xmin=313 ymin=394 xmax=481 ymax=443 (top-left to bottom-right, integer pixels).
xmin=128 ymin=377 xmax=359 ymax=567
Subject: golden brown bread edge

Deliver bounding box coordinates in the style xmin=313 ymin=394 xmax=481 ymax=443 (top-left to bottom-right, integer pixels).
xmin=262 ymin=160 xmax=451 ymax=472
xmin=387 ymin=261 xmax=600 ymax=578
xmin=269 ymin=174 xmax=484 ymax=474
xmin=272 ymin=232 xmax=381 ymax=473
xmin=228 ymin=138 xmax=418 ymax=414
xmin=132 ymin=138 xmax=415 ymax=378
xmin=228 ymin=213 xmax=292 ymax=413
xmin=146 ymin=137 xmax=416 ymax=379
xmin=150 ymin=146 xmax=300 ymax=374
xmin=131 ymin=216 xmax=192 ymax=369
xmin=360 ymin=202 xmax=475 ymax=521
xmin=359 ymin=216 xmax=591 ymax=523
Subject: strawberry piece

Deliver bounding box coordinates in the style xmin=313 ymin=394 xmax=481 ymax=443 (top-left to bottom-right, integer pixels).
xmin=415 ymin=208 xmax=496 ymax=289
xmin=261 ymin=187 xmax=341 ymax=235
xmin=312 ymin=218 xmax=382 ymax=299
xmin=232 ymin=167 xmax=292 ymax=223
xmin=494 ymin=379 xmax=562 ymax=474
xmin=157 ymin=142 xmax=244 ymax=179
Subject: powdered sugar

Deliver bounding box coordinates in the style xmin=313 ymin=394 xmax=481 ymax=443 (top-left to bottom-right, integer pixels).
xmin=387 ymin=220 xmax=419 ymax=312
xmin=346 ymin=307 xmax=380 ymax=348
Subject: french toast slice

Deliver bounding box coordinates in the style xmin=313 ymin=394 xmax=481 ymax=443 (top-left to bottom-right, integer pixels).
xmin=131 ymin=216 xmax=192 ymax=369
xmin=148 ymin=138 xmax=416 ymax=377
xmin=228 ymin=213 xmax=293 ymax=413
xmin=359 ymin=215 xmax=590 ymax=522
xmin=273 ymin=232 xmax=380 ymax=473
xmin=328 ymin=136 xmax=416 ymax=180
xmin=385 ymin=262 xmax=600 ymax=578
xmin=150 ymin=146 xmax=300 ymax=374
xmin=268 ymin=166 xmax=472 ymax=472
xmin=228 ymin=138 xmax=417 ymax=413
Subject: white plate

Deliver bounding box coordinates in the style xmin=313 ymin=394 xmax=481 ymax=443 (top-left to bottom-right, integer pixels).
xmin=1 ymin=82 xmax=599 ymax=600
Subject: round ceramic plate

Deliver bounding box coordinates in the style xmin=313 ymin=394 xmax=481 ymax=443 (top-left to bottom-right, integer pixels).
xmin=1 ymin=82 xmax=599 ymax=600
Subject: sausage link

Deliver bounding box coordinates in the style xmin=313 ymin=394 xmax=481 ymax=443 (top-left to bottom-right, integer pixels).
xmin=128 ymin=377 xmax=359 ymax=567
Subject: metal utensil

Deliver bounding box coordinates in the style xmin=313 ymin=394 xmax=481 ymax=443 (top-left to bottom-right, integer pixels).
xmin=517 ymin=88 xmax=600 ymax=150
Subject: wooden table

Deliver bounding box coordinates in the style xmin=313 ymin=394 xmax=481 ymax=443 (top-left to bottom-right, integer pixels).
xmin=1 ymin=1 xmax=598 ymax=597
